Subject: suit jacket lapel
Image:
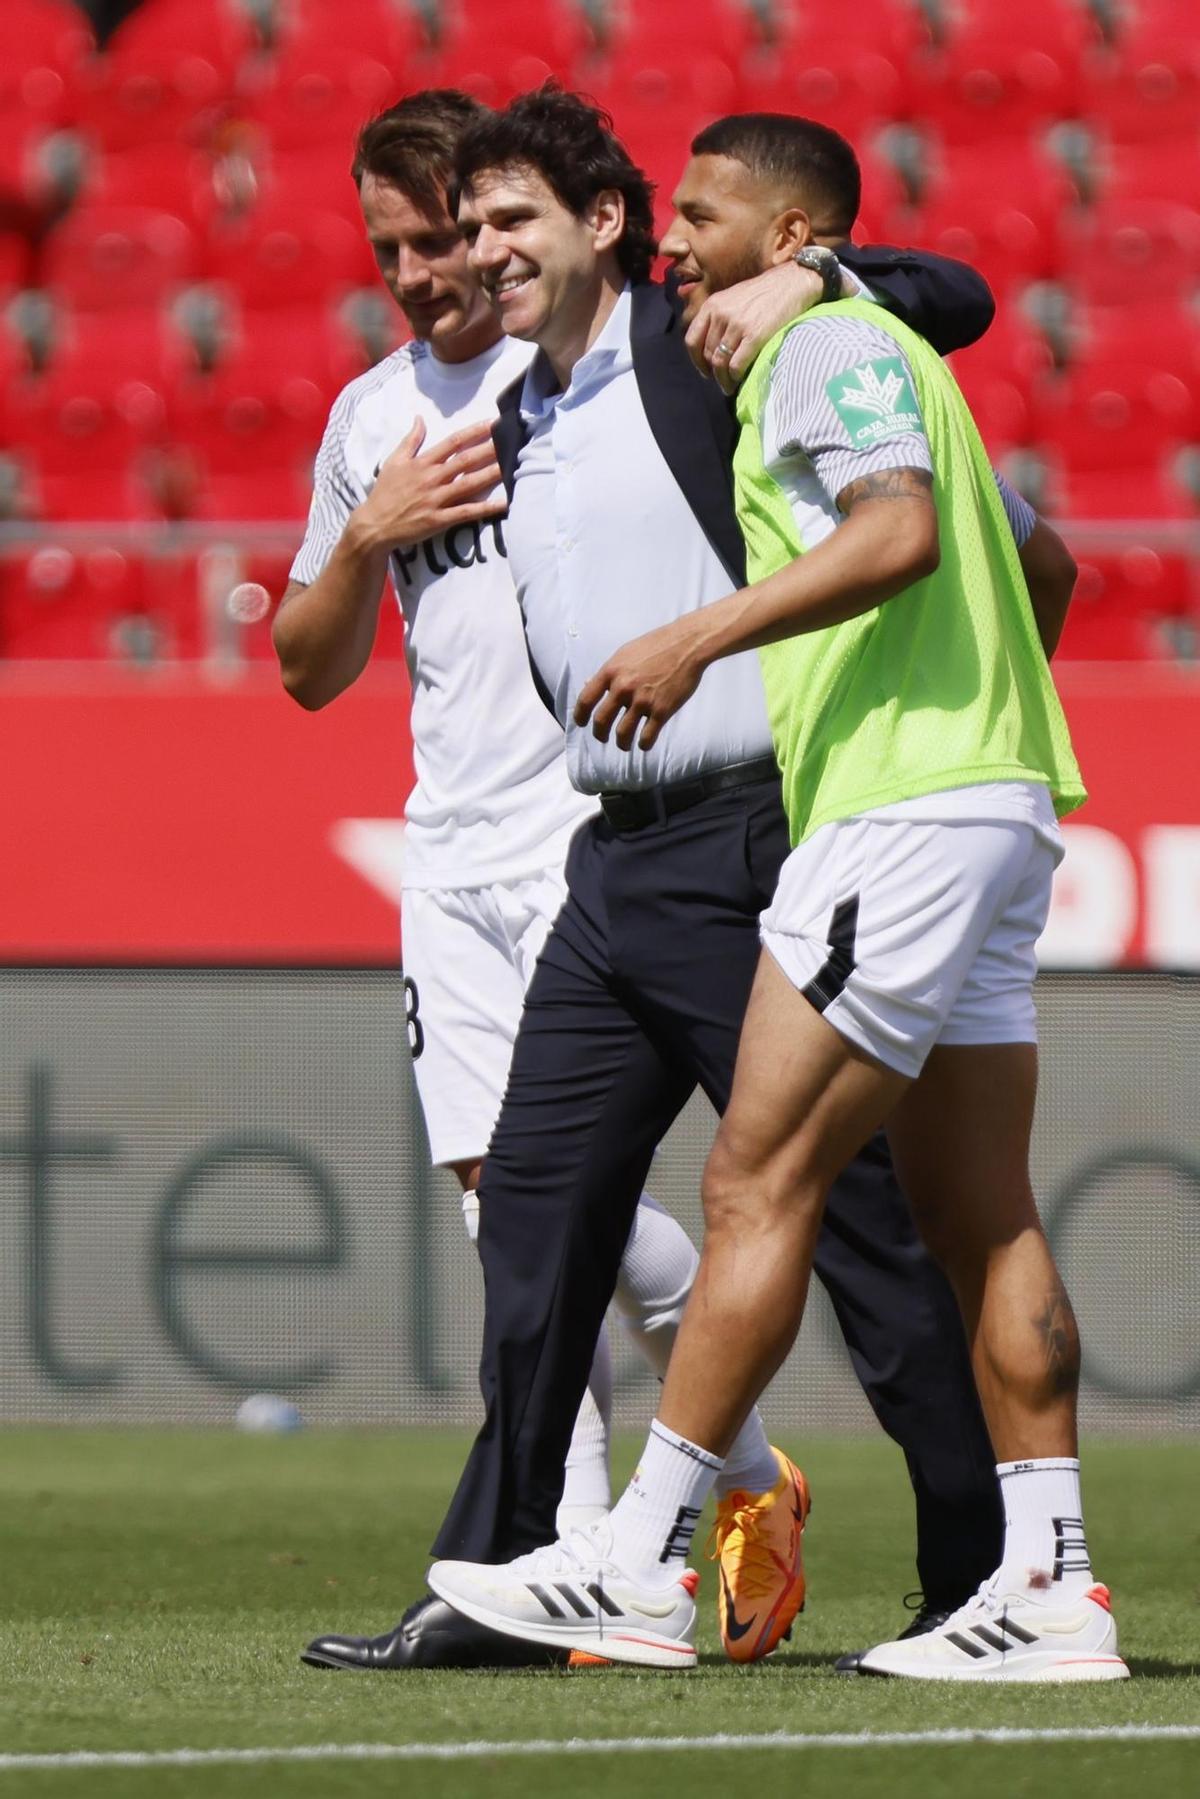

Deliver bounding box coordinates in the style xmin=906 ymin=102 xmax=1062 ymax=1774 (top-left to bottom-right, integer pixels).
xmin=493 ymin=376 xmax=530 ymax=504
xmin=629 ymin=281 xmax=747 ymax=587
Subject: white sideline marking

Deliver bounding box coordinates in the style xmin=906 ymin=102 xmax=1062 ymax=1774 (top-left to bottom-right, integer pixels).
xmin=1 ymin=1725 xmax=1198 ymax=1771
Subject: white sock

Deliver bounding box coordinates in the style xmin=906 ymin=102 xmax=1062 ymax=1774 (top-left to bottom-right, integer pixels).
xmin=996 ymin=1457 xmax=1093 ymax=1598
xmin=608 ymin=1418 xmax=722 ymax=1586
xmin=715 ymin=1417 xmax=782 ymax=1500
xmin=613 ymin=1194 xmax=778 ymax=1499
xmin=558 ymin=1324 xmax=613 ymax=1532
xmin=613 ymin=1193 xmax=698 ymax=1368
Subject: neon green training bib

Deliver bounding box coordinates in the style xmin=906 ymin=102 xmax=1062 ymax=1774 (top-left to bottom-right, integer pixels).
xmin=734 ymin=297 xmax=1085 ymax=845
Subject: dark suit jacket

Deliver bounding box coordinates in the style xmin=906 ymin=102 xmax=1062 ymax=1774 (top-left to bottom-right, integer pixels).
xmin=493 ymin=248 xmax=995 ymax=592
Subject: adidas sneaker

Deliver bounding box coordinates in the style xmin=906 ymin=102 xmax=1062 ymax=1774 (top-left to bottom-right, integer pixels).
xmin=857 ymin=1576 xmax=1130 ymax=1682
xmin=428 ymin=1519 xmax=698 ymax=1669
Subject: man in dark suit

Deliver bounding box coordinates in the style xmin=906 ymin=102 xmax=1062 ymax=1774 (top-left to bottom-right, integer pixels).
xmin=307 ymin=85 xmax=1003 ymax=1673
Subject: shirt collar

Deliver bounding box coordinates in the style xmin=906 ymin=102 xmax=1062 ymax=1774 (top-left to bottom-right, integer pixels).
xmin=519 ymin=284 xmax=633 ymax=424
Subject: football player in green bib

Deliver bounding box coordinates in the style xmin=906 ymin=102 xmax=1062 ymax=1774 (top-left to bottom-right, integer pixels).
xmin=569 ymin=114 xmax=1128 ymax=1682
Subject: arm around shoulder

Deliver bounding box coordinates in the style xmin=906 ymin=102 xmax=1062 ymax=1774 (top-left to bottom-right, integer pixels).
xmin=840 ymin=245 xmax=995 ymax=356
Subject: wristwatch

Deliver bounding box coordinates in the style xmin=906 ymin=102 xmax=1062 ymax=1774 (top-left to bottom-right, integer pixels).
xmin=792 ymin=244 xmax=842 ymax=304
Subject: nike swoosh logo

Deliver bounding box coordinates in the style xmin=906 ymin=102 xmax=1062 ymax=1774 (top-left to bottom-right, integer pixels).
xmin=720 ymin=1568 xmax=755 ymax=1641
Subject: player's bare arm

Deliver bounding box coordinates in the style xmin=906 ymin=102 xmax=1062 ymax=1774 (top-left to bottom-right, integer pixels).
xmin=575 ymin=467 xmax=938 ymax=752
xmin=685 ymin=259 xmax=835 ymax=393
xmin=274 ymin=418 xmax=504 ymax=710
xmin=1016 ymin=515 xmax=1077 ymax=659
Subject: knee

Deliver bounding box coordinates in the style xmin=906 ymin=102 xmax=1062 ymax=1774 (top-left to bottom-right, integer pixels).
xmin=701 ymin=1127 xmax=814 ymax=1239
xmin=700 ymin=1135 xmax=752 ymax=1237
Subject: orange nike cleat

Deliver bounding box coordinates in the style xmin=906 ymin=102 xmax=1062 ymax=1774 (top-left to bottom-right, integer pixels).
xmin=710 ymin=1447 xmax=810 ymax=1663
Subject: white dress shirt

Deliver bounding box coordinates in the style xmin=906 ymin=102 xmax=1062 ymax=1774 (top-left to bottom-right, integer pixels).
xmin=504 ymin=286 xmax=774 ymax=795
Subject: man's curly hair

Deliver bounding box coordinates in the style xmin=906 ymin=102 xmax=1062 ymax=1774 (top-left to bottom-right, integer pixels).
xmin=450 ymin=82 xmax=657 ymax=284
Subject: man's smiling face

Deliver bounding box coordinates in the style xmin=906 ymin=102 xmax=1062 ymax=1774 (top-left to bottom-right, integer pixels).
xmin=660 ymin=153 xmax=787 ymax=323
xmin=456 ymin=162 xmax=614 ymax=350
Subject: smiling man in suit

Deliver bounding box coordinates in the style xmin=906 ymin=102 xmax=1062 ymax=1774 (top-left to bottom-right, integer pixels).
xmin=417 ymin=83 xmax=1007 ymax=1667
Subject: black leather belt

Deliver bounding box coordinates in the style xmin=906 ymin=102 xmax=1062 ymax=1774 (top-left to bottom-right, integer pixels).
xmin=599 ymin=755 xmax=779 ymax=832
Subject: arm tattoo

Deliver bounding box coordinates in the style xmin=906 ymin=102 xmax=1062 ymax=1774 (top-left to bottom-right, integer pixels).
xmin=1034 ymin=1289 xmax=1080 ymax=1400
xmin=838 ymin=466 xmax=934 ymax=515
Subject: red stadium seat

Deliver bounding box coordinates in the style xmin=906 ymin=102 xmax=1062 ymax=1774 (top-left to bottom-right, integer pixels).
xmin=166 ymin=341 xmax=332 ymax=522
xmin=0 ymin=543 xmax=157 ymax=658
xmin=102 ymin=0 xmax=260 ymax=73
xmin=1088 ymin=32 xmax=1200 ymax=143
xmin=39 ymin=204 xmax=201 ymax=310
xmin=1053 ymin=464 xmax=1195 ymax=519
xmin=1090 ymin=140 xmax=1200 ymax=211
xmin=1040 ymin=361 xmax=1198 ymax=476
xmin=1056 ymin=548 xmax=1189 ymax=660
xmin=209 ymin=304 xmax=367 ymax=392
xmin=75 ymin=141 xmax=225 ymax=230
xmin=937 ymin=0 xmax=1101 ymax=57
xmin=6 ymin=344 xmax=171 ymax=521
xmin=756 ymin=0 xmax=928 ymax=66
xmin=907 ymin=29 xmax=1087 ymax=144
xmin=2 ymin=0 xmax=94 ymax=114
xmin=401 ymin=0 xmax=594 ymax=93
xmin=950 ymin=317 xmax=1056 ymax=453
xmin=741 ymin=46 xmax=907 ymax=142
xmin=39 ymin=305 xmax=199 ymax=385
xmin=204 ymin=199 xmax=376 ymax=309
xmin=1055 ymin=606 xmax=1167 ymax=660
xmin=570 ymin=55 xmax=744 ymax=222
xmin=913 ymin=42 xmax=1086 ymax=143
xmin=77 ymin=8 xmax=247 ymax=154
xmin=239 ymin=50 xmax=398 ymax=152
xmin=1066 ymin=301 xmax=1200 ymax=380
xmin=1078 ymin=546 xmax=1192 ymax=618
xmin=602 ymin=0 xmax=761 ymax=59
xmin=1113 ymin=0 xmax=1200 ymax=28
xmin=1061 ymin=199 xmax=1200 ymax=301
xmin=264 ymin=0 xmax=419 ymax=62
xmin=904 ymin=196 xmax=1066 ymax=295
xmin=233 ymin=142 xmax=368 ymax=225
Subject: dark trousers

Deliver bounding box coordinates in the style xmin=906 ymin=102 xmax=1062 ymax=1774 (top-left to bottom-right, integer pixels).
xmin=433 ymin=778 xmax=1003 ymax=1609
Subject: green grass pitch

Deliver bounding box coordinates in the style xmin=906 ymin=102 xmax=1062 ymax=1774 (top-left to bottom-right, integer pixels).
xmin=1 ymin=1430 xmax=1197 ymax=1796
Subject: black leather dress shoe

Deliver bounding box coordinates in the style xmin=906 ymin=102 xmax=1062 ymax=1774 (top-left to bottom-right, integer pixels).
xmin=833 ymin=1601 xmax=952 ymax=1674
xmin=301 ymin=1593 xmax=569 ymax=1670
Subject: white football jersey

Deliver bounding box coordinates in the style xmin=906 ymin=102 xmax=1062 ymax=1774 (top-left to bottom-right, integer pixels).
xmin=292 ymin=334 xmax=596 ymax=890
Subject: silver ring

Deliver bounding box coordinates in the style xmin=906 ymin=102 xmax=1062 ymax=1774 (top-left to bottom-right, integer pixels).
xmin=715 ymin=341 xmax=732 ymax=357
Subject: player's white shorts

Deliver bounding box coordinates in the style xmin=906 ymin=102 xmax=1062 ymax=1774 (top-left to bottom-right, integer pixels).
xmin=760 ymin=782 xmax=1065 ymax=1080
xmin=401 ymin=868 xmax=569 ymax=1167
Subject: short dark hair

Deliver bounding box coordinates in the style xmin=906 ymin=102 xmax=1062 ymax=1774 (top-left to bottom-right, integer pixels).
xmin=352 ymin=89 xmax=490 ymax=216
xmin=690 ymin=114 xmax=861 ymax=237
xmin=450 ymin=82 xmax=657 ymax=284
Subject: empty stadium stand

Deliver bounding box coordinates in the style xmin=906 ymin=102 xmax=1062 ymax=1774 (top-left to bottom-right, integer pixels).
xmin=1 ymin=0 xmax=1197 ymax=661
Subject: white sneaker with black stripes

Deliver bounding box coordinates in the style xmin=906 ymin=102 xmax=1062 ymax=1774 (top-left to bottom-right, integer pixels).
xmin=427 ymin=1519 xmax=698 ymax=1669
xmin=857 ymin=1575 xmax=1130 ymax=1682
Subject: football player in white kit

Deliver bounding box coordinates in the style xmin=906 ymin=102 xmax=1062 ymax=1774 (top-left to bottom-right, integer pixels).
xmin=275 ymin=91 xmax=784 ymax=1671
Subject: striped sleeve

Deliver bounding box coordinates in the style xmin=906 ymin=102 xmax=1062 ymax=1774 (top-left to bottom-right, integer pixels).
xmin=994 ymin=469 xmax=1037 ymax=548
xmin=288 ymin=379 xmax=371 ymax=587
xmin=769 ymin=316 xmax=932 ymax=509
